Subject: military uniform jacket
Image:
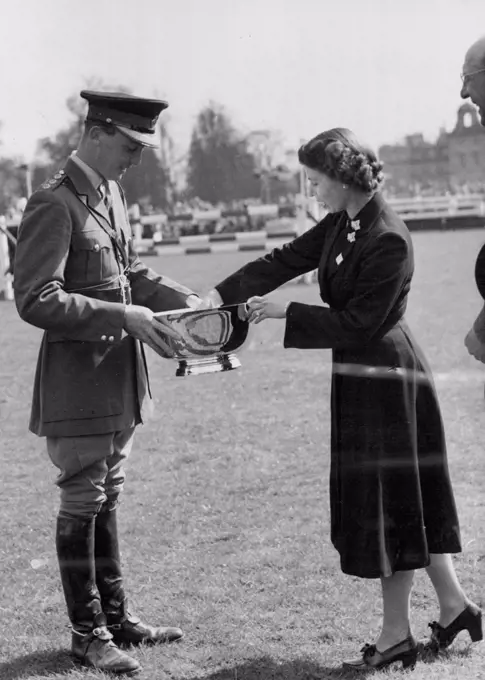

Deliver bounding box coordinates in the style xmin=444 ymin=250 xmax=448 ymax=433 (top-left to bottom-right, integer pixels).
xmin=14 ymin=157 xmax=195 ymax=437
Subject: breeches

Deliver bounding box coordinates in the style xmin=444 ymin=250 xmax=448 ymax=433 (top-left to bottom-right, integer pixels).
xmin=46 ymin=428 xmax=136 ymax=518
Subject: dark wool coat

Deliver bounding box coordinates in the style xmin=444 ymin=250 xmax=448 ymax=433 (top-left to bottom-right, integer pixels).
xmin=216 ymin=193 xmax=461 ymax=578
xmin=14 ymin=157 xmax=195 ymax=438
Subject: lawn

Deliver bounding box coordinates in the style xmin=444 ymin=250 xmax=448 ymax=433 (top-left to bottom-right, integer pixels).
xmin=0 ymin=228 xmax=484 ymax=679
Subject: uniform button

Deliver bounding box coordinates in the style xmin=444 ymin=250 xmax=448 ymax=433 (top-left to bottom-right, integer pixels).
xmin=94 ymin=243 xmax=100 ymax=251
xmin=108 ymin=336 xmax=114 ymax=342
xmin=101 ymin=335 xmax=107 ymax=341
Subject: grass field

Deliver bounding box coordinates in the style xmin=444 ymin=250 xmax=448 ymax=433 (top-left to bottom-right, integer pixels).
xmin=1 ymin=228 xmax=485 ymax=679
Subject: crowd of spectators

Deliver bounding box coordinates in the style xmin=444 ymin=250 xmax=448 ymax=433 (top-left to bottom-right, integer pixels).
xmin=4 ymin=183 xmax=485 ymax=244
xmin=138 ymin=194 xmax=298 ymax=240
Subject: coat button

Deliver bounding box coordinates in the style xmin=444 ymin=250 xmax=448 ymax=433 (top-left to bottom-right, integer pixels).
xmin=108 ymin=336 xmax=114 ymax=342
xmin=94 ymin=243 xmax=100 ymax=251
xmin=101 ymin=335 xmax=107 ymax=341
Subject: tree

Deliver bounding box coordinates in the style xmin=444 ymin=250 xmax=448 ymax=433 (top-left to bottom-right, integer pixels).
xmin=122 ymin=119 xmax=176 ymax=211
xmin=0 ymin=158 xmax=24 ymax=214
xmin=246 ymin=130 xmax=299 ymax=202
xmin=0 ymin=122 xmax=28 ymax=214
xmin=186 ymin=102 xmax=259 ymax=204
xmin=35 ymin=91 xmax=86 ymax=173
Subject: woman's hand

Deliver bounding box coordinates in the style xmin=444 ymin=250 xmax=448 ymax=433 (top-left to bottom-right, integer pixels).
xmin=246 ymin=296 xmax=289 ymax=324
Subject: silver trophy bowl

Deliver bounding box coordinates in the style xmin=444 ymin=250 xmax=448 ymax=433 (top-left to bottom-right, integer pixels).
xmin=154 ymin=304 xmax=250 ymax=376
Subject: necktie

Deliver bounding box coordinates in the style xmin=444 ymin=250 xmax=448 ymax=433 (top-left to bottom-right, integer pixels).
xmin=100 ymin=181 xmax=113 ymax=215
xmin=99 ymin=181 xmax=129 ymax=301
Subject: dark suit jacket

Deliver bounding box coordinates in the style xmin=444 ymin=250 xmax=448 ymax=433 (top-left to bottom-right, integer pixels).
xmin=14 ymin=157 xmax=195 ymax=437
xmin=464 ymin=242 xmax=485 ymax=361
xmin=471 ymin=242 xmax=485 ymax=343
xmin=215 ymin=193 xmax=413 ymax=350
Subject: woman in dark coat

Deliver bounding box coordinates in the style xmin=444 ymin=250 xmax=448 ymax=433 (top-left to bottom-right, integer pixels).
xmin=206 ymin=129 xmax=482 ymax=670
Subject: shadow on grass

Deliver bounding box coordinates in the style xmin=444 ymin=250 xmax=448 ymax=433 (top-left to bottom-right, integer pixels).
xmin=186 ymin=646 xmax=482 ymax=680
xmin=187 ymin=655 xmax=373 ymax=680
xmin=0 ymin=649 xmax=75 ymax=680
xmin=419 ymin=643 xmax=480 ymax=665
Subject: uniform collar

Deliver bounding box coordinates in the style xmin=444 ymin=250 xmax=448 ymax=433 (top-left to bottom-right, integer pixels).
xmin=70 ymin=152 xmax=105 ymax=194
xmin=63 ymin=156 xmax=112 ymax=228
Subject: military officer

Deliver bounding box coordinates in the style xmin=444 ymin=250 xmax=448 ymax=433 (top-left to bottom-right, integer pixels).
xmin=14 ymin=91 xmax=203 ymax=674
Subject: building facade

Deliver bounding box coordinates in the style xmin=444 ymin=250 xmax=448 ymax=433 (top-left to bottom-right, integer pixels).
xmin=379 ymin=103 xmax=485 ymax=196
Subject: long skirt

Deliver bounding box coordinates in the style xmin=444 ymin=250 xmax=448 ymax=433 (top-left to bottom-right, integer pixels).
xmin=330 ymin=320 xmax=461 ymax=578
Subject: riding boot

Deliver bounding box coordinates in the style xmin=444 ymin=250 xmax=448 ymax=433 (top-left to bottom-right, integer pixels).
xmin=56 ymin=514 xmax=140 ymax=674
xmin=95 ymin=504 xmax=183 ymax=646
xmin=94 ymin=503 xmax=128 ymax=619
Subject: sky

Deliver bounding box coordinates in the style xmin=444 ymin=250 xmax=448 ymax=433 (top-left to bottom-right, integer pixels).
xmin=1 ymin=0 xmax=484 ymax=163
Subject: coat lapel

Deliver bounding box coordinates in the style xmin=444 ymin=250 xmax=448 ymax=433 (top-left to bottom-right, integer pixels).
xmin=321 ymin=212 xmax=351 ymax=283
xmin=324 ymin=192 xmax=387 ymax=283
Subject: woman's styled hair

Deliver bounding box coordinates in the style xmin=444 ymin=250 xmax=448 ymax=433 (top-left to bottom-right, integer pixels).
xmin=298 ymin=128 xmax=385 ymax=194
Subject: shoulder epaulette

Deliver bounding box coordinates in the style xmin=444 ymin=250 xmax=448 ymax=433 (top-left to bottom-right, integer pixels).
xmin=39 ymin=169 xmax=67 ymax=191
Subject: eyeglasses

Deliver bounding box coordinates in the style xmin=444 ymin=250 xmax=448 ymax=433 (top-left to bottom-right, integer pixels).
xmin=461 ymin=68 xmax=485 ymax=85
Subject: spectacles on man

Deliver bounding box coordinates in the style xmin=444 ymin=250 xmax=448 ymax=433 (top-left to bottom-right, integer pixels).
xmin=461 ymin=68 xmax=485 ymax=85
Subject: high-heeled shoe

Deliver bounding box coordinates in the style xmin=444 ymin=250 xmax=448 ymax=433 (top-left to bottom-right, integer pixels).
xmin=426 ymin=603 xmax=483 ymax=652
xmin=342 ymin=635 xmax=418 ymax=670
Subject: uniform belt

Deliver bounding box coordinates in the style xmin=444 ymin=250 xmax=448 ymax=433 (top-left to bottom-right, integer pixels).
xmin=65 ymin=284 xmax=131 ymax=305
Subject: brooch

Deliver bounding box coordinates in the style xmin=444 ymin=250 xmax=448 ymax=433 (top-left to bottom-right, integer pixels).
xmin=346 ymin=219 xmax=360 ymax=243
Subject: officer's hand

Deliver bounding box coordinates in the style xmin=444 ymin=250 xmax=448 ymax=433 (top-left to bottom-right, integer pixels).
xmin=123 ymin=305 xmax=182 ymax=358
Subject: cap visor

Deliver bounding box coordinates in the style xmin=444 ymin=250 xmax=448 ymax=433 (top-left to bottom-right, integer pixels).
xmin=115 ymin=125 xmax=159 ymax=148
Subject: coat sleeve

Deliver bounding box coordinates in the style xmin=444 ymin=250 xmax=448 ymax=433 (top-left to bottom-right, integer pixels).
xmin=126 ymin=242 xmax=197 ymax=312
xmin=284 ymin=231 xmax=409 ymax=350
xmin=14 ymin=190 xmax=127 ymax=342
xmin=214 ymin=218 xmax=329 ymax=305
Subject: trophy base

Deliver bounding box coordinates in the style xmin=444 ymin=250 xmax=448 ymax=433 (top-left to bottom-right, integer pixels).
xmin=175 ymin=353 xmax=241 ymax=377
